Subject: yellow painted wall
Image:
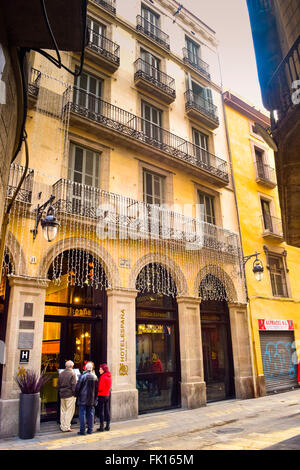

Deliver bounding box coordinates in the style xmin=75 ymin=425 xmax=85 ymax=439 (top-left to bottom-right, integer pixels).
xmin=225 ymin=101 xmax=300 ymax=377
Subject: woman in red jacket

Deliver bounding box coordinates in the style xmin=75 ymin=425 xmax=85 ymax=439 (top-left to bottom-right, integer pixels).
xmin=97 ymin=363 xmax=112 ymax=432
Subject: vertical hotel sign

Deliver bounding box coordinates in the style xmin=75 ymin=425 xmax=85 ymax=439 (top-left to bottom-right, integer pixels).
xmin=119 ymin=309 xmax=128 ymax=376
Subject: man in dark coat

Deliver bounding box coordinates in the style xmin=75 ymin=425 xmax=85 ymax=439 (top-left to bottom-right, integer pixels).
xmin=75 ymin=362 xmax=98 ymax=435
xmin=57 ymin=360 xmax=77 ymax=432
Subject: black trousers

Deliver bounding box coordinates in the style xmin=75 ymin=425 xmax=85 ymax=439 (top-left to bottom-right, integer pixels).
xmin=98 ymin=396 xmax=110 ymax=425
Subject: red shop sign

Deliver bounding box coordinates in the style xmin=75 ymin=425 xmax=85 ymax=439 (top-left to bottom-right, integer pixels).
xmin=258 ymin=319 xmax=294 ymax=331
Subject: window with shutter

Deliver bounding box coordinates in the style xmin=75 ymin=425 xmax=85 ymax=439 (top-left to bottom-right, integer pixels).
xmin=268 ymin=255 xmax=288 ymax=297
xmin=143 ymin=170 xmax=164 ymax=205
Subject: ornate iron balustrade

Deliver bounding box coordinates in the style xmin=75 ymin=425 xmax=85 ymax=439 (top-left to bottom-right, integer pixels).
xmin=182 ymin=48 xmax=210 ymax=79
xmin=52 ymin=177 xmax=239 ymax=255
xmin=134 ymin=58 xmax=176 ymax=98
xmin=261 ymin=214 xmax=283 ymax=237
xmin=87 ymin=30 xmax=120 ymax=66
xmin=255 ymin=161 xmax=276 ymax=186
xmin=28 ymin=68 xmax=41 ymax=97
xmin=267 ymin=35 xmax=300 ymax=122
xmin=63 ymin=87 xmax=229 ymax=182
xmin=91 ymin=0 xmax=116 ymax=14
xmin=6 ymin=164 xmax=34 ymax=203
xmin=136 ymin=15 xmax=170 ymax=50
xmin=184 ymin=89 xmax=219 ymax=124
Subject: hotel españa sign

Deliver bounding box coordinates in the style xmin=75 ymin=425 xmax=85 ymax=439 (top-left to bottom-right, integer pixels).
xmin=258 ymin=319 xmax=294 ymax=331
xmin=119 ymin=309 xmax=128 ymax=376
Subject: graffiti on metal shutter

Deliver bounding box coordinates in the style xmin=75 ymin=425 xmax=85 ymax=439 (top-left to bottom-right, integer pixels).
xmin=263 ymin=341 xmax=296 ymax=379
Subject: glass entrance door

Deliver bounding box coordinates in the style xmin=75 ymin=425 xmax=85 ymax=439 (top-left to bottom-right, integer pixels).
xmin=41 ymin=320 xmax=94 ymax=421
xmin=41 ymin=321 xmax=61 ymax=420
xmin=136 ymin=321 xmax=179 ymax=413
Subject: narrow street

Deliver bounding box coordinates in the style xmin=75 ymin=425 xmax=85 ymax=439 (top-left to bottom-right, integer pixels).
xmin=1 ymin=390 xmax=300 ymax=451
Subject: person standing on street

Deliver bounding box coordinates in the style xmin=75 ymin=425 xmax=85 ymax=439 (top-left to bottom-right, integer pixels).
xmin=57 ymin=360 xmax=77 ymax=432
xmin=97 ymin=363 xmax=112 ymax=432
xmin=75 ymin=361 xmax=98 ymax=435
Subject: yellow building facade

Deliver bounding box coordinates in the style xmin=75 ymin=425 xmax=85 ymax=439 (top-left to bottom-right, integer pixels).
xmin=0 ymin=1 xmax=255 ymax=436
xmin=224 ymin=91 xmax=300 ymax=397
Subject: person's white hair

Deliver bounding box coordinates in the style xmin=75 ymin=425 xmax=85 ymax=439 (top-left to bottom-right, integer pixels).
xmin=85 ymin=362 xmax=94 ymax=371
xmin=65 ymin=360 xmax=74 ymax=368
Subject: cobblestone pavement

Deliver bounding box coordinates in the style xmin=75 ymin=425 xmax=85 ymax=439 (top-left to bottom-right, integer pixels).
xmin=1 ymin=389 xmax=300 ymax=451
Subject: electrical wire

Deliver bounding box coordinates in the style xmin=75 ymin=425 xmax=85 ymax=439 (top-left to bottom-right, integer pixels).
xmin=33 ymin=0 xmax=88 ymax=77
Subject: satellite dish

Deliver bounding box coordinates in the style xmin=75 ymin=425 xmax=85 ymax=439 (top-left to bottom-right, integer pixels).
xmin=253 ymin=123 xmax=278 ymax=152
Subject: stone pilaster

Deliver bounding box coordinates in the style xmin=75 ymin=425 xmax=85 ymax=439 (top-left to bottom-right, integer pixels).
xmin=228 ymin=302 xmax=255 ymax=399
xmin=177 ymin=296 xmax=206 ymax=409
xmin=0 ymin=276 xmax=49 ymax=437
xmin=106 ymin=288 xmax=138 ymax=421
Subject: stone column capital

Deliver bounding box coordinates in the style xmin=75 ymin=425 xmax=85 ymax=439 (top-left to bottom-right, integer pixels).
xmin=176 ymin=296 xmax=202 ymax=305
xmin=227 ymin=302 xmax=248 ymax=310
xmin=106 ymin=288 xmax=138 ymax=299
xmin=8 ymin=275 xmax=50 ymax=290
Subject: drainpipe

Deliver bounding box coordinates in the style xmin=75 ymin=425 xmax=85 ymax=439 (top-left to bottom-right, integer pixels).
xmin=217 ymin=51 xmax=258 ymax=399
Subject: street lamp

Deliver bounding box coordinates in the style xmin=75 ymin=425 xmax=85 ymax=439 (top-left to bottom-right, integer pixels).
xmin=243 ymin=252 xmax=264 ymax=282
xmin=31 ymin=195 xmax=60 ymax=242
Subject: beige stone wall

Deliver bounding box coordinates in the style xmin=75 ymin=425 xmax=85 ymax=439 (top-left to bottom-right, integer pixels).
xmin=0 ymin=43 xmax=18 ymax=232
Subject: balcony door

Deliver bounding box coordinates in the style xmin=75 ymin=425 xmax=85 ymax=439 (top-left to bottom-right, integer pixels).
xmin=186 ymin=37 xmax=200 ymax=65
xmin=141 ymin=5 xmax=159 ymax=35
xmin=142 ymin=101 xmax=162 ymax=142
xmin=193 ymin=129 xmax=209 ymax=166
xmin=74 ymin=71 xmax=102 ymax=115
xmin=87 ymin=17 xmax=106 ymax=50
xmin=141 ymin=49 xmax=160 ymax=81
xmin=261 ymin=198 xmax=273 ymax=232
xmin=68 ymin=144 xmax=100 ymax=216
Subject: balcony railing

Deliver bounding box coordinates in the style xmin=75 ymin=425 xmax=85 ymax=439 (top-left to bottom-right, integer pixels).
xmin=91 ymin=0 xmax=116 ymax=14
xmin=136 ymin=15 xmax=170 ymax=50
xmin=261 ymin=214 xmax=283 ymax=238
xmin=183 ymin=48 xmax=210 ymax=79
xmin=255 ymin=161 xmax=277 ymax=186
xmin=134 ymin=58 xmax=176 ymax=98
xmin=52 ymin=177 xmax=240 ymax=255
xmin=87 ymin=30 xmax=120 ymax=66
xmin=28 ymin=68 xmax=41 ymax=97
xmin=184 ymin=89 xmax=219 ymax=124
xmin=267 ymin=35 xmax=300 ymax=122
xmin=63 ymin=87 xmax=229 ymax=182
xmin=6 ymin=164 xmax=34 ymax=203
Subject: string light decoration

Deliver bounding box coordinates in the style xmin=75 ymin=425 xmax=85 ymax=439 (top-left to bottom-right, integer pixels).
xmin=2 ymin=66 xmax=247 ymax=304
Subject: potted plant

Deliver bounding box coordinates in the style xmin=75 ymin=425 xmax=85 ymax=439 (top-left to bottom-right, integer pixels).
xmin=15 ymin=367 xmax=50 ymax=439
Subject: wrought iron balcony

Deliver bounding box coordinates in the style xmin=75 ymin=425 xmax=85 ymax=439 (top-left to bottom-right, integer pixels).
xmin=63 ymin=87 xmax=229 ymax=185
xmin=261 ymin=215 xmax=283 ymax=239
xmin=185 ymin=89 xmax=219 ymax=129
xmin=6 ymin=164 xmax=34 ymax=204
xmin=52 ymin=177 xmax=239 ymax=255
xmin=90 ymin=0 xmax=116 ymax=14
xmin=28 ymin=68 xmax=41 ymax=98
xmin=136 ymin=15 xmax=170 ymax=50
xmin=267 ymin=36 xmax=300 ymax=123
xmin=86 ymin=30 xmax=120 ymax=72
xmin=183 ymin=48 xmax=210 ymax=80
xmin=134 ymin=58 xmax=176 ymax=103
xmin=255 ymin=161 xmax=277 ymax=188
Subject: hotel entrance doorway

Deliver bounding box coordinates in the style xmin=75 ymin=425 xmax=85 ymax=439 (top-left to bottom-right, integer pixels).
xmin=41 ymin=250 xmax=107 ymax=421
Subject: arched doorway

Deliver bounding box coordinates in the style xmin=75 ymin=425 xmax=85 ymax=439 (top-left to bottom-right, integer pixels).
xmin=135 ymin=263 xmax=181 ymax=413
xmin=200 ymin=274 xmax=235 ymax=402
xmin=41 ymin=249 xmax=108 ymax=421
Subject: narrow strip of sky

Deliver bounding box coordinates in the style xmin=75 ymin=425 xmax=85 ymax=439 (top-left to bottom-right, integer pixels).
xmin=180 ymin=0 xmax=265 ymax=110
